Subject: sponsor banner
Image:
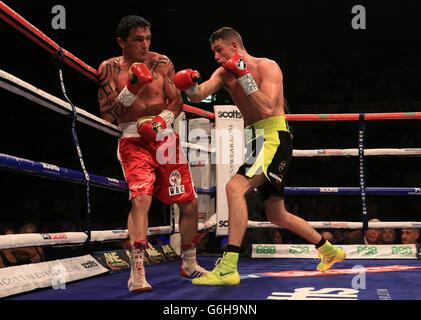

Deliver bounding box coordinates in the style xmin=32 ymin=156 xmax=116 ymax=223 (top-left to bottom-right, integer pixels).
xmin=0 ymin=255 xmax=108 ymax=298
xmin=214 ymin=105 xmax=244 ymax=236
xmin=251 ymin=244 xmax=418 ymax=259
xmin=93 ymin=244 xmax=180 ymax=272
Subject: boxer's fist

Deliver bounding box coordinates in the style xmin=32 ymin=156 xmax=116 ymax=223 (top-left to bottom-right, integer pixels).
xmin=127 ymin=63 xmax=153 ymax=94
xmin=117 ymin=63 xmax=153 ymax=107
xmin=223 ymin=53 xmax=250 ymax=78
xmin=223 ymin=53 xmax=258 ymax=96
xmin=173 ymin=69 xmax=201 ymax=96
xmin=137 ymin=120 xmax=158 ymax=142
xmin=137 ymin=110 xmax=175 ymax=142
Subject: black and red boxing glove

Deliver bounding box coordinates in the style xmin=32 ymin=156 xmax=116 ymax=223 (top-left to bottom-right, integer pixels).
xmin=173 ymin=69 xmax=201 ymax=96
xmin=137 ymin=110 xmax=175 ymax=142
xmin=223 ymin=53 xmax=258 ymax=96
xmin=117 ymin=63 xmax=153 ymax=107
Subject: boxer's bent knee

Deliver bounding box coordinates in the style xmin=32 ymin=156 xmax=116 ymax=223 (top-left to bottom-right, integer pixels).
xmin=178 ymin=198 xmax=198 ymax=215
xmin=131 ymin=194 xmax=153 ymax=208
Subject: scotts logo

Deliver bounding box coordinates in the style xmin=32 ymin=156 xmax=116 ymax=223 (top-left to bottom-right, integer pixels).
xmin=168 ymin=170 xmax=185 ymax=196
xmin=40 ymin=162 xmax=60 ymax=172
xmin=81 ymin=260 xmax=99 ymax=269
xmin=217 ymin=110 xmax=243 ymax=119
xmin=218 ymin=220 xmax=229 ymax=227
xmin=320 ymin=187 xmax=339 ymax=193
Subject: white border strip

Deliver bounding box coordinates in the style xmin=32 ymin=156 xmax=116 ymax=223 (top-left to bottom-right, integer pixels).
xmin=251 ymin=244 xmax=418 ymax=259
xmin=248 ymin=221 xmax=421 ymax=229
xmin=2 ymin=69 xmax=419 ymax=157
xmin=0 ymin=214 xmax=220 ymax=250
xmin=294 ymin=148 xmax=421 ymax=157
xmin=0 ymin=68 xmax=121 ymax=137
xmin=0 ymin=254 xmax=108 ymax=298
xmin=0 ymin=226 xmax=179 ymax=250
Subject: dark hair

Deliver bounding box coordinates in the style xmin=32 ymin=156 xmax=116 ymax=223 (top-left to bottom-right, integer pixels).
xmin=116 ymin=15 xmax=151 ymax=40
xmin=209 ymin=27 xmax=244 ymax=48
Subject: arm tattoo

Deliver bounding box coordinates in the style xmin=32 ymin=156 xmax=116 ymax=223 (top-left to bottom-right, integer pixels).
xmin=98 ymin=61 xmax=123 ymax=120
xmin=148 ymin=57 xmax=168 ymax=80
xmin=167 ymin=61 xmax=175 ymax=84
xmin=163 ymin=59 xmax=179 ymax=105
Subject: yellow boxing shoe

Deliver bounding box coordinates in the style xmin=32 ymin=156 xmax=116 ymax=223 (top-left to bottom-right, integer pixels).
xmin=317 ymin=240 xmax=346 ymax=272
xmin=192 ymin=252 xmax=240 ymax=286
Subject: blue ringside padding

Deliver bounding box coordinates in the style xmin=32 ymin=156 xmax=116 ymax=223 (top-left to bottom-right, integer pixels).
xmin=1 ymin=153 xmax=420 ymax=196
xmin=8 ymin=257 xmax=421 ymax=300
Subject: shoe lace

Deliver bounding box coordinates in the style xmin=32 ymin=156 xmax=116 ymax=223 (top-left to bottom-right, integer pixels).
xmin=131 ymin=248 xmax=145 ymax=283
xmin=213 ymin=257 xmax=223 ymax=272
xmin=317 ymin=248 xmax=336 ymax=264
xmin=317 ymin=252 xmax=324 ymax=262
xmin=134 ymin=260 xmax=144 ymax=283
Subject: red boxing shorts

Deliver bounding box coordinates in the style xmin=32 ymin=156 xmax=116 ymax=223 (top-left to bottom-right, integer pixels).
xmin=118 ymin=122 xmax=197 ymax=204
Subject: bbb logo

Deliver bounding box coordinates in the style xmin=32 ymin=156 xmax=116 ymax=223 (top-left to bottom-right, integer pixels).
xmin=218 ymin=220 xmax=229 ymax=227
xmin=218 ymin=110 xmax=243 ymax=119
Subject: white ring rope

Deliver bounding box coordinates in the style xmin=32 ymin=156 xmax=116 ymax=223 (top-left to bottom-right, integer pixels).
xmin=183 ymin=143 xmax=421 ymax=157
xmin=2 ymin=69 xmax=419 ymax=157
xmin=1 ymin=69 xmax=420 ymax=250
xmin=247 ymin=221 xmax=421 ymax=230
xmin=0 ymin=214 xmax=218 ymax=250
xmin=293 ymin=148 xmax=421 ymax=157
xmin=2 ymin=217 xmax=420 ymax=250
xmin=0 ymin=68 xmax=121 ymax=137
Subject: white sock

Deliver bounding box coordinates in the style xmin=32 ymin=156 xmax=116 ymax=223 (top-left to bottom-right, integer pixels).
xmin=182 ymin=248 xmax=197 ymax=267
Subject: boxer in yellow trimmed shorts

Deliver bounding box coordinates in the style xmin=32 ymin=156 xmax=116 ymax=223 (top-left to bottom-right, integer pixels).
xmin=238 ymin=115 xmax=292 ymax=201
xmin=193 ymin=115 xmax=345 ymax=286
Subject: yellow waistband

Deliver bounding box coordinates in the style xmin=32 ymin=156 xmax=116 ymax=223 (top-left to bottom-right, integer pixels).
xmin=247 ymin=115 xmax=289 ymax=132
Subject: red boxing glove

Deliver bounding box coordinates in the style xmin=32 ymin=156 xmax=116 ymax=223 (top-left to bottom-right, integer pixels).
xmin=137 ymin=120 xmax=157 ymax=142
xmin=223 ymin=53 xmax=250 ymax=77
xmin=223 ymin=53 xmax=258 ymax=96
xmin=137 ymin=110 xmax=175 ymax=142
xmin=117 ymin=63 xmax=153 ymax=107
xmin=173 ymin=69 xmax=201 ymax=96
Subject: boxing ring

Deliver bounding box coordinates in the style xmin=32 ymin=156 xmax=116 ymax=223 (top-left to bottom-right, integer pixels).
xmin=1 ymin=2 xmax=421 ymax=300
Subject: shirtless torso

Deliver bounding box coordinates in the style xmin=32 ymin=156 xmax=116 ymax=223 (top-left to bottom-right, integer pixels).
xmin=98 ymin=51 xmax=182 ymax=125
xmin=218 ymin=56 xmax=285 ymax=126
xmin=182 ymin=36 xmax=285 ymax=126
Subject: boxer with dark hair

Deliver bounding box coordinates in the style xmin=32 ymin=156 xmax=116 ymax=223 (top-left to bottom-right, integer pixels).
xmin=98 ymin=15 xmax=207 ymax=292
xmin=174 ymin=27 xmax=345 ymax=286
